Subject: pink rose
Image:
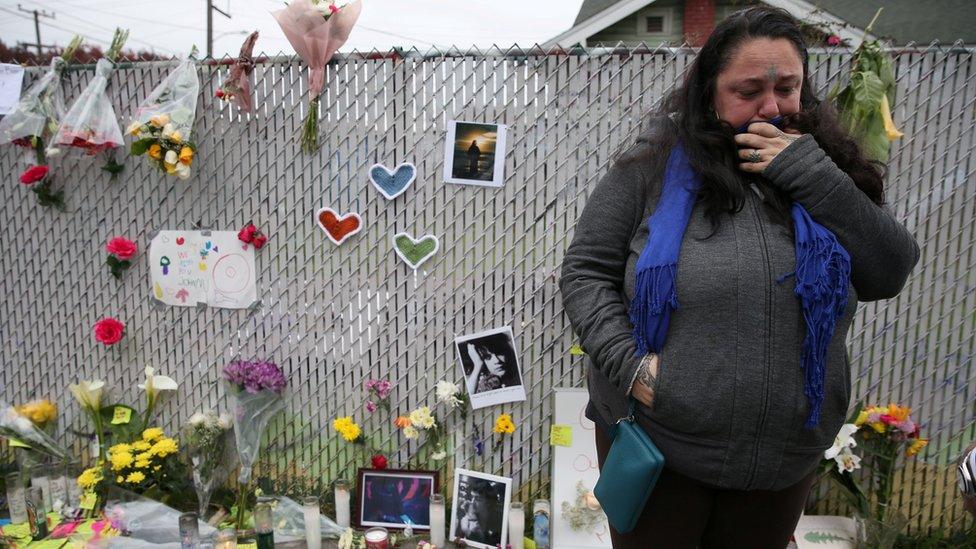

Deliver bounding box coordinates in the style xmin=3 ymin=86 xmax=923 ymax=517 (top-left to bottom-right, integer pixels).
xmin=827 ymin=35 xmax=841 ymax=47
xmin=93 ymin=317 xmax=125 ymax=346
xmin=106 ymin=237 xmax=137 ymax=260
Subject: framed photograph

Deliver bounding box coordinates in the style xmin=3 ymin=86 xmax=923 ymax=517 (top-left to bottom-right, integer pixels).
xmin=449 ymin=469 xmax=512 ymax=549
xmin=443 ymin=120 xmax=508 ymax=187
xmin=454 ymin=326 xmax=527 ymax=410
xmin=355 ymin=469 xmax=439 ymax=531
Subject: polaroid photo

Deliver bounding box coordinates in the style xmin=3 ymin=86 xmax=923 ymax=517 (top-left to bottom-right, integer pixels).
xmin=449 ymin=469 xmax=512 ymax=549
xmin=443 ymin=120 xmax=508 ymax=187
xmin=454 ymin=326 xmax=527 ymax=410
xmin=356 ymin=469 xmax=439 ymax=531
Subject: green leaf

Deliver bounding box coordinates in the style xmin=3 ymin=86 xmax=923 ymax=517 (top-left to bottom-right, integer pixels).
xmin=130 ymin=138 xmax=154 ymax=156
xmin=106 ymin=256 xmax=120 ymax=267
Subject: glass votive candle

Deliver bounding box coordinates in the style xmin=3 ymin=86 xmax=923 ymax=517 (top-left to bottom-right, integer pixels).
xmin=65 ymin=462 xmax=83 ymax=508
xmin=428 ymin=493 xmax=445 ymax=547
xmin=364 ymin=526 xmax=389 ymax=549
xmin=254 ymin=501 xmax=274 ymax=549
xmin=179 ymin=511 xmax=200 ymax=548
xmin=303 ymin=495 xmax=321 ymax=549
xmin=509 ymin=502 xmax=525 ymax=549
xmin=5 ymin=472 xmax=29 ymax=524
xmin=29 ymin=464 xmax=53 ymax=510
xmin=333 ymin=479 xmax=351 ymax=528
xmin=215 ymin=528 xmax=237 ymax=549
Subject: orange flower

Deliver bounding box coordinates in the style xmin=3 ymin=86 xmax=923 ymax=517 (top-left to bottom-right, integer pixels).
xmin=887 ymin=403 xmax=911 ymax=422
xmin=148 ymin=143 xmax=162 ymax=159
xmin=179 ymin=146 xmax=193 ymax=165
xmin=393 ymin=416 xmax=411 ymax=429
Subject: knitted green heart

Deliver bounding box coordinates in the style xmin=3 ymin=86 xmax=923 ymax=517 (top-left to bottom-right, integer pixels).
xmin=393 ymin=232 xmax=439 ymax=269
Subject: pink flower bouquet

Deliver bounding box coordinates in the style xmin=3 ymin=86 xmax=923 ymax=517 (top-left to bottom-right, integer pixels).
xmin=216 ymin=31 xmax=260 ymax=113
xmin=273 ymin=0 xmax=362 ymax=151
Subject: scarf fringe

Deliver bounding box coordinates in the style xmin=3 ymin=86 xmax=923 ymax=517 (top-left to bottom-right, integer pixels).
xmin=794 ymin=223 xmax=851 ymax=429
xmin=630 ymin=263 xmax=679 ymax=357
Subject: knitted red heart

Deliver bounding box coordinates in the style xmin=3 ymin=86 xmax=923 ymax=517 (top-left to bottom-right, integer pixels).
xmin=316 ymin=208 xmax=363 ymax=245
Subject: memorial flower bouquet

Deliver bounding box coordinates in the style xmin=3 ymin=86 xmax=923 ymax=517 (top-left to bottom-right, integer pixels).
xmin=272 ymin=0 xmax=362 ymax=151
xmin=52 ymin=28 xmax=129 ymax=177
xmin=223 ymin=359 xmax=287 ymax=531
xmin=0 ymin=38 xmax=81 ymax=209
xmin=182 ymin=410 xmax=232 ymax=516
xmin=127 ymin=55 xmax=200 ymax=180
xmin=0 ymin=400 xmax=69 ymax=461
xmin=820 ymin=403 xmax=927 ymax=547
xmin=216 ymin=31 xmax=259 ymax=113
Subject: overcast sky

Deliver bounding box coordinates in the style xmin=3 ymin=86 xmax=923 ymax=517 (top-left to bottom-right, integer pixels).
xmin=0 ymin=0 xmax=585 ymax=57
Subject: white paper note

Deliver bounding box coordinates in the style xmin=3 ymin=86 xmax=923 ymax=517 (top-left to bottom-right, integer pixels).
xmin=149 ymin=230 xmax=257 ymax=309
xmin=0 ymin=64 xmax=26 ymax=115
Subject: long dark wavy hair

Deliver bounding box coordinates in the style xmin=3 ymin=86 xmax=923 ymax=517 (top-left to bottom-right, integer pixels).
xmin=652 ymin=6 xmax=886 ymax=233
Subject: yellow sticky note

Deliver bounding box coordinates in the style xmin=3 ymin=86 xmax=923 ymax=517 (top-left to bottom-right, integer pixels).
xmin=111 ymin=406 xmax=132 ymax=425
xmin=80 ymin=492 xmax=97 ymax=510
xmin=9 ymin=437 xmax=31 ymax=448
xmin=569 ymin=344 xmax=586 ymax=356
xmin=550 ymin=424 xmax=573 ymax=447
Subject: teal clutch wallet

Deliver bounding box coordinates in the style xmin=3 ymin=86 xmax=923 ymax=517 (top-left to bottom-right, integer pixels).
xmin=593 ymin=398 xmax=665 ymax=534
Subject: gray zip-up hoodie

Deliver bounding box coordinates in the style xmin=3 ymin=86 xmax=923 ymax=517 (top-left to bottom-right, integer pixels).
xmin=559 ymin=119 xmax=920 ymax=491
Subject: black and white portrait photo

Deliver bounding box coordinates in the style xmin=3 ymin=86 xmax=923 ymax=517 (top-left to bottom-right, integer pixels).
xmin=449 ymin=469 xmax=512 ymax=549
xmin=443 ymin=120 xmax=508 ymax=187
xmin=454 ymin=326 xmax=526 ymax=409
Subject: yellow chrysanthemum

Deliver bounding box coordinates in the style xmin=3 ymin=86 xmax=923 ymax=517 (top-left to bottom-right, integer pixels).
xmin=151 ymin=437 xmax=178 ymax=457
xmin=136 ymin=451 xmax=153 ymax=462
xmin=332 ymin=416 xmax=361 ymax=442
xmin=110 ymin=451 xmax=134 ymax=471
xmin=132 ymin=441 xmax=151 ymax=451
xmin=77 ymin=467 xmax=103 ymax=489
xmin=125 ymin=471 xmax=146 ymax=484
xmin=117 ymin=475 xmax=124 ymax=483
xmin=409 ymin=407 xmax=436 ymax=430
xmin=493 ymin=413 xmax=516 ymax=435
xmin=110 ymin=443 xmax=133 ymax=454
xmin=142 ymin=427 xmax=164 ymax=442
xmin=135 ymin=460 xmax=151 ymax=469
xmin=179 ymin=146 xmax=193 ymax=165
xmin=906 ymin=438 xmax=928 ymax=457
xmin=855 ymin=410 xmax=869 ymax=426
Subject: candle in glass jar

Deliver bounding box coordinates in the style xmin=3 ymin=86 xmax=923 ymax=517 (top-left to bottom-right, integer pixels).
xmin=363 ymin=527 xmax=389 ymax=549
xmin=508 ymin=502 xmax=525 ymax=549
xmin=334 ymin=480 xmax=351 ymax=528
xmin=29 ymin=465 xmax=52 ymax=510
xmin=303 ymin=496 xmax=321 ymax=549
xmin=5 ymin=472 xmax=28 ymax=524
xmin=428 ymin=493 xmax=445 ymax=547
xmin=214 ymin=528 xmax=237 ymax=549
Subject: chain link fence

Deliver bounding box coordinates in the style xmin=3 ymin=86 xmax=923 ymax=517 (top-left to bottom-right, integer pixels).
xmin=0 ymin=43 xmax=973 ymax=533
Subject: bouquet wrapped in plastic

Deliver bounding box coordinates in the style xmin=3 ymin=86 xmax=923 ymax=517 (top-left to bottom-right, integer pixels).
xmin=273 ymin=0 xmax=362 ymax=151
xmin=127 ymin=56 xmax=200 ymax=179
xmin=223 ymin=360 xmax=287 ymax=530
xmin=0 ymin=56 xmax=67 ymax=149
xmin=52 ymin=28 xmax=128 ymax=174
xmin=0 ymin=36 xmax=81 ymax=209
xmin=216 ymin=31 xmax=259 ymax=113
xmin=0 ymin=400 xmax=70 ymax=461
xmin=182 ymin=411 xmax=231 ymax=517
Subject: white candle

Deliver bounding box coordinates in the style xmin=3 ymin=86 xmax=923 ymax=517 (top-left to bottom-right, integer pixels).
xmin=508 ymin=502 xmax=525 ymax=549
xmin=303 ymin=496 xmax=321 ymax=549
xmin=334 ymin=481 xmax=351 ymax=528
xmin=429 ymin=494 xmax=445 ymax=547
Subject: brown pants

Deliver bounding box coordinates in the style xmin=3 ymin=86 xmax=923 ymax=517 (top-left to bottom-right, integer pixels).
xmin=595 ymin=427 xmax=815 ymax=548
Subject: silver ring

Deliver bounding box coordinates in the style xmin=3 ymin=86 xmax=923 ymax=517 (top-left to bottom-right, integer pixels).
xmin=747 ymin=150 xmax=762 ymax=163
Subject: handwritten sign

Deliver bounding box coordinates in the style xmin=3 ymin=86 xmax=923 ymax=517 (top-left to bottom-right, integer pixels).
xmin=149 ymin=230 xmax=257 ymax=309
xmin=550 ymin=424 xmax=573 ymax=447
xmin=0 ymin=64 xmax=25 ymax=115
xmin=111 ymin=406 xmax=132 ymax=425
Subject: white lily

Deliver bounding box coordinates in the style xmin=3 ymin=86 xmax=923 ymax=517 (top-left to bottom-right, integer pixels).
xmin=824 ymin=423 xmax=859 ymax=460
xmin=69 ymin=379 xmax=105 ymax=411
xmin=835 ymin=448 xmax=862 ymax=473
xmin=139 ymin=366 xmax=178 ymax=422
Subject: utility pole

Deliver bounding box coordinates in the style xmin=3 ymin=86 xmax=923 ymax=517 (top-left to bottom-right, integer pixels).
xmin=206 ymin=0 xmax=231 ymax=58
xmin=17 ymin=4 xmax=55 ymax=57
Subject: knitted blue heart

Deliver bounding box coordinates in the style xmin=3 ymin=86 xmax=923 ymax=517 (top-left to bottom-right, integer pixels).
xmin=369 ymin=162 xmax=416 ymax=200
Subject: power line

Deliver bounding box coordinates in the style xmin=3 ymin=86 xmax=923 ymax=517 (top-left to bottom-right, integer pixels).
xmin=22 ymin=0 xmax=179 ymax=53
xmin=0 ymin=5 xmax=112 ymax=48
xmin=16 ymin=3 xmax=55 ymax=56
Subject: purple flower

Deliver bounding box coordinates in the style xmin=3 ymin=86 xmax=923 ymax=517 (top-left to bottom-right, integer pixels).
xmin=365 ymin=378 xmax=377 ymax=391
xmin=375 ymin=380 xmax=392 ymax=399
xmin=223 ymin=360 xmax=287 ymax=394
xmin=365 ymin=401 xmax=377 ymax=413
xmin=472 ymin=427 xmax=484 ymax=456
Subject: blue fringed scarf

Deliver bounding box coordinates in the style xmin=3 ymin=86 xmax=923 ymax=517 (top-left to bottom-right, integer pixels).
xmin=629 ymin=128 xmax=851 ymax=428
